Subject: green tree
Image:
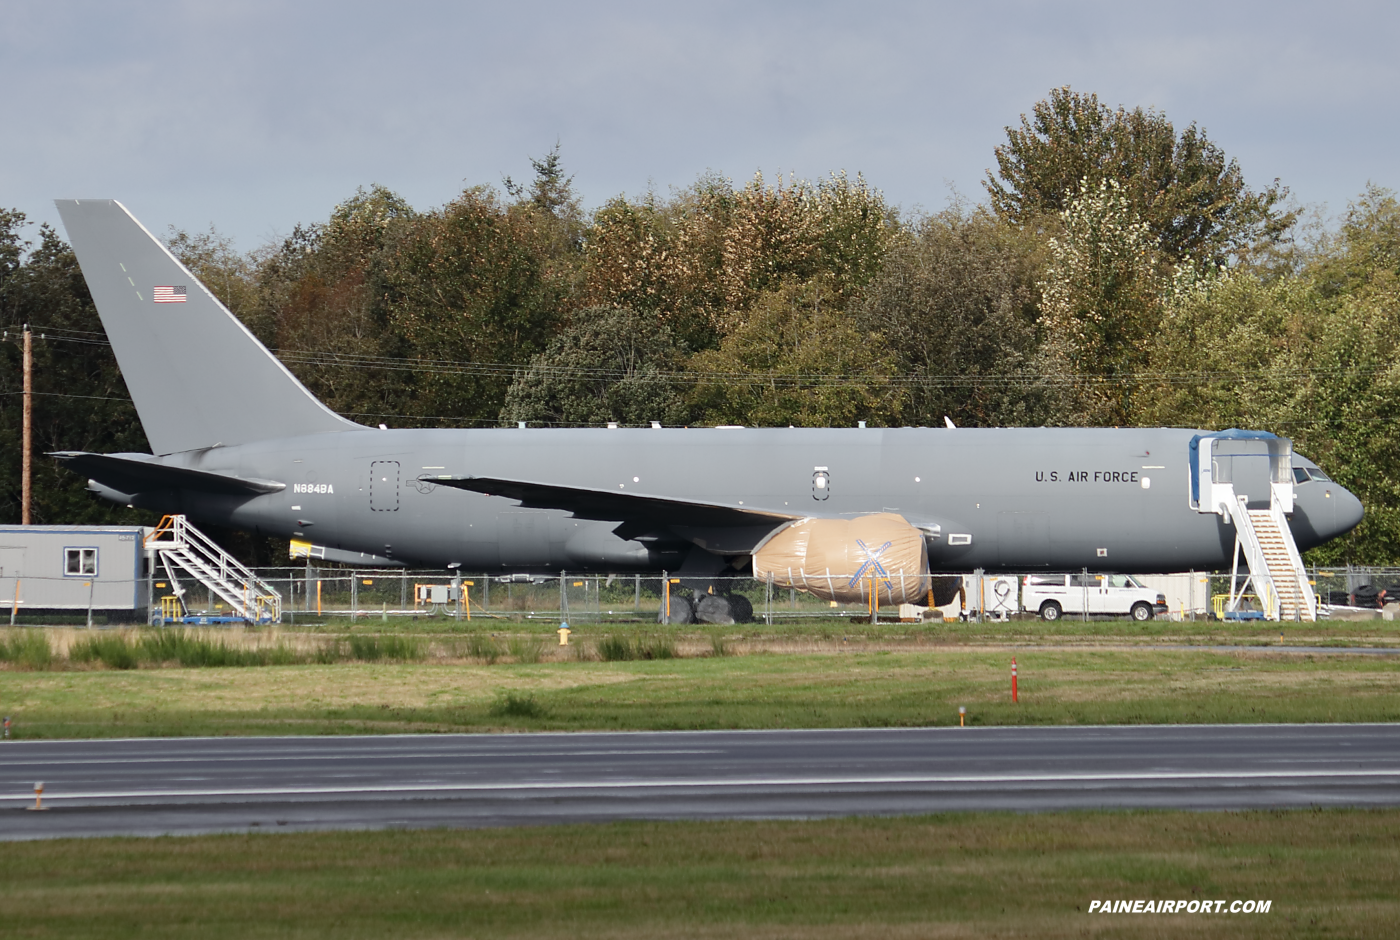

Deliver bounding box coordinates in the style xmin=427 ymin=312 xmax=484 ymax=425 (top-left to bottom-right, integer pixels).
xmin=986 ymin=86 xmax=1293 ymax=265
xmin=166 ymin=224 xmax=263 ymax=336
xmin=1037 ymin=178 xmax=1167 ymax=424
xmin=1139 ymin=189 xmax=1400 ymax=565
xmin=500 ymin=306 xmax=689 ymax=427
xmin=582 ymin=171 xmax=895 ymax=354
xmin=687 ymin=278 xmax=904 ymax=428
xmin=0 ymin=218 xmax=153 ymax=525
xmin=857 ymin=206 xmax=1047 ymax=427
xmin=368 ymin=186 xmax=576 ymax=425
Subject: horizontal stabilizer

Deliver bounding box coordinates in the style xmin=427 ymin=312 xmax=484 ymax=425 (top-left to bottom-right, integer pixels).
xmin=52 ymin=451 xmax=285 ymax=496
xmin=427 ymin=474 xmax=799 ymax=546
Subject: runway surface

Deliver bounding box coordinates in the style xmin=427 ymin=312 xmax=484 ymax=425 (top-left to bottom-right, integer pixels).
xmin=4 ymin=724 xmax=1400 ymax=839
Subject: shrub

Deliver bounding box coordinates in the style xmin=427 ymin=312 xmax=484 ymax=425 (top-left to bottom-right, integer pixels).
xmin=637 ymin=635 xmax=677 ymax=660
xmin=488 ymin=691 xmax=546 ymax=719
xmin=0 ymin=630 xmax=55 ymax=670
xmin=347 ymin=634 xmax=420 ymax=662
xmin=69 ymin=634 xmax=139 ymax=670
xmin=138 ymin=630 xmax=292 ymax=667
xmin=598 ymin=634 xmax=677 ymax=662
xmin=708 ymin=631 xmax=731 ymax=657
xmin=507 ymin=636 xmax=545 ymax=664
xmin=465 ymin=634 xmax=501 ymax=664
xmin=597 ymin=634 xmax=635 ymax=661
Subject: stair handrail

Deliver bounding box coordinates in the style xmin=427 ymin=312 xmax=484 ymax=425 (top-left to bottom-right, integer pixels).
xmin=145 ymin=515 xmax=281 ymax=623
xmin=1234 ymin=496 xmax=1281 ymax=621
xmin=1268 ymin=499 xmax=1318 ymax=621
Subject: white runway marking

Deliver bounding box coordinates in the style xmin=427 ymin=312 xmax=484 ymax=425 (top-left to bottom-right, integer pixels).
xmin=6 ymin=768 xmax=1399 ymax=803
xmin=0 ymin=748 xmax=720 ymax=767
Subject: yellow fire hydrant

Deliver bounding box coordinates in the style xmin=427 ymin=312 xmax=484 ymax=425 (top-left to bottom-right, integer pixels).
xmin=557 ymin=624 xmax=571 ymax=646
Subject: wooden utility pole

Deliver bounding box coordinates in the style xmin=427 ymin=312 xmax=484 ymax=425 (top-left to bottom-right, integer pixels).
xmin=21 ymin=325 xmax=31 ymax=525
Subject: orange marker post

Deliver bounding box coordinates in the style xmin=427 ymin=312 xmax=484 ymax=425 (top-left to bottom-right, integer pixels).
xmin=1011 ymin=657 xmax=1019 ymax=703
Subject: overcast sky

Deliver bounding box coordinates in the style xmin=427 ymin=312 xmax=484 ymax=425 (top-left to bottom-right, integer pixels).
xmin=3 ymin=1 xmax=1397 ymax=252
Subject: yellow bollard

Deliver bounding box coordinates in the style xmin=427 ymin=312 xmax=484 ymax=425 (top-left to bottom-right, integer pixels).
xmin=558 ymin=624 xmax=571 ymax=646
xmin=958 ymin=706 xmax=966 ymax=728
xmin=29 ymin=781 xmax=46 ymax=811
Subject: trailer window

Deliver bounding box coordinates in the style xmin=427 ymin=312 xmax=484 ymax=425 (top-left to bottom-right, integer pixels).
xmin=65 ymin=548 xmax=97 ymax=576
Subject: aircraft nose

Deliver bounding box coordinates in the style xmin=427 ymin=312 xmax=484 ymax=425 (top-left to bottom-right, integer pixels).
xmin=1330 ymin=484 xmax=1365 ymax=536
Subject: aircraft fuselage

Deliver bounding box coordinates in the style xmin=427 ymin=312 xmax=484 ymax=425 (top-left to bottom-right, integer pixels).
xmin=100 ymin=425 xmax=1362 ymax=574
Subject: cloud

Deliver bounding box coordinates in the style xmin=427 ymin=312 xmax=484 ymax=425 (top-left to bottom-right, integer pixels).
xmin=3 ymin=0 xmax=1396 ymax=248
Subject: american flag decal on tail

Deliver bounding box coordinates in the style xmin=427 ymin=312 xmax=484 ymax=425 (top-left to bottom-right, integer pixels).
xmin=153 ymin=285 xmax=187 ymax=303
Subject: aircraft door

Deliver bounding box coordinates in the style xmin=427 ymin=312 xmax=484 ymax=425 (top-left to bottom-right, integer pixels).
xmin=812 ymin=468 xmax=830 ymax=501
xmin=370 ymin=461 xmax=400 ymax=511
xmin=1212 ymin=440 xmax=1272 ymax=509
xmin=1192 ymin=433 xmax=1294 ymax=514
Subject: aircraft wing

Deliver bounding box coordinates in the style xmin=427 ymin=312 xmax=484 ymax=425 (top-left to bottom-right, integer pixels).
xmin=51 ymin=452 xmax=287 ymax=496
xmin=425 ymin=474 xmax=801 ymax=552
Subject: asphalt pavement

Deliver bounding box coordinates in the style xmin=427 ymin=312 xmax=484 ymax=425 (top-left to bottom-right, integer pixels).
xmin=3 ymin=724 xmax=1399 ymax=840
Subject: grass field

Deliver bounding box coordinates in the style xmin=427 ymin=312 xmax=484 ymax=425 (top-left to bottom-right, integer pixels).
xmin=2 ymin=639 xmax=1398 ymax=738
xmin=1 ymin=809 xmax=1396 ymax=938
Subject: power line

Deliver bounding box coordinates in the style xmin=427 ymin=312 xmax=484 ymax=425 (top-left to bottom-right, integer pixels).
xmin=6 ymin=325 xmax=1397 ymax=391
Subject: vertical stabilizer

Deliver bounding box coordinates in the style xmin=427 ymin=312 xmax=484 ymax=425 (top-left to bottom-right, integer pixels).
xmin=55 ymin=199 xmax=359 ymax=455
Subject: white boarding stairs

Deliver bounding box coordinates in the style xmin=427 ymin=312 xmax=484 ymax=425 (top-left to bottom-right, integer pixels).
xmin=1229 ymin=497 xmax=1317 ymax=622
xmin=1195 ymin=434 xmax=1316 ymax=622
xmin=144 ymin=515 xmax=282 ymax=624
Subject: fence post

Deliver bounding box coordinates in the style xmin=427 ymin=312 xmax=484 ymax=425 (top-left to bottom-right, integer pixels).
xmin=766 ymin=571 xmax=773 ymax=625
xmin=350 ymin=570 xmax=357 ymax=621
xmin=559 ymin=570 xmax=568 ymax=619
xmin=635 ymin=573 xmax=640 ymax=611
xmin=973 ymin=567 xmax=984 ymax=624
xmin=1081 ymin=567 xmax=1089 ymax=622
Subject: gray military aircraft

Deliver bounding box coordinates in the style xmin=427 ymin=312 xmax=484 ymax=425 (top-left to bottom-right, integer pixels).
xmin=50 ymin=200 xmax=1363 ymax=616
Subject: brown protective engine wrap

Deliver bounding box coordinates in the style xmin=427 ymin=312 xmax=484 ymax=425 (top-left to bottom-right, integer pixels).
xmin=752 ymin=513 xmax=931 ymax=604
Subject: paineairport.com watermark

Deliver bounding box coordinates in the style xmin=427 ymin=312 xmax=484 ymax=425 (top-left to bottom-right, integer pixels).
xmin=1089 ymin=899 xmax=1272 ymax=914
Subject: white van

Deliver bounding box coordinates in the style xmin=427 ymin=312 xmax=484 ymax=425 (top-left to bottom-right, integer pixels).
xmin=1022 ymin=573 xmax=1168 ymax=622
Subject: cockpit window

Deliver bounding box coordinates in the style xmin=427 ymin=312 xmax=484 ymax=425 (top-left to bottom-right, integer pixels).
xmin=1293 ymin=467 xmax=1312 ymax=483
xmin=1311 ymin=469 xmax=1332 ymax=482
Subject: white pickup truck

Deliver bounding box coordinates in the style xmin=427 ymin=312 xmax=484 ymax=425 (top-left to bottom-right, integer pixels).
xmin=1022 ymin=573 xmax=1168 ymax=621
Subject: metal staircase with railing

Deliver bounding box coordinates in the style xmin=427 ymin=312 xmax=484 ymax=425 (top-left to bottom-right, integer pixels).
xmin=144 ymin=515 xmax=281 ymax=624
xmin=1195 ymin=431 xmax=1317 ymax=622
xmin=1230 ymin=497 xmax=1317 ymax=622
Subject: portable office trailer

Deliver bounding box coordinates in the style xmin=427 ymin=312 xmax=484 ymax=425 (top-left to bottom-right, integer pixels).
xmin=0 ymin=525 xmax=150 ymax=616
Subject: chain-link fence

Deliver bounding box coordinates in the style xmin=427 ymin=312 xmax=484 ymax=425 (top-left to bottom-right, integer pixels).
xmin=266 ymin=569 xmax=848 ymax=625
xmin=5 ymin=565 xmax=1398 ymax=626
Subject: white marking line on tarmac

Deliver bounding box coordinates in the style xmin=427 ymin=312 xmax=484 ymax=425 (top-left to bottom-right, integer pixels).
xmin=5 ymin=768 xmax=1400 ymax=803
xmin=0 ymin=749 xmax=721 ymax=767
